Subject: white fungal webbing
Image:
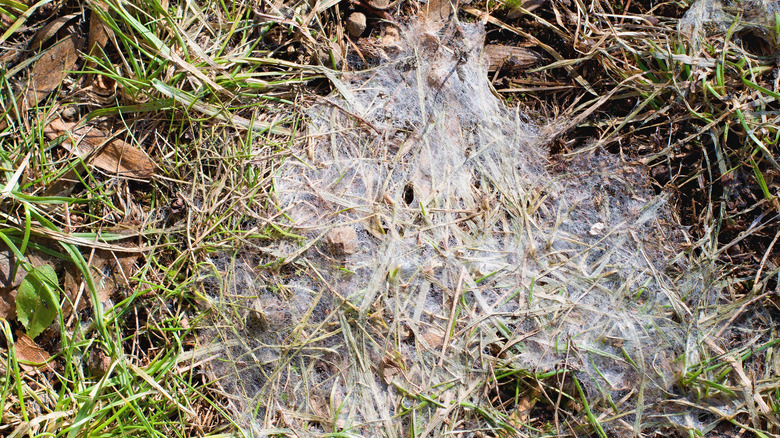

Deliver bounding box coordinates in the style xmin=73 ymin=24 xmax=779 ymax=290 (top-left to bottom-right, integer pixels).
xmin=207 ymin=17 xmax=707 ymax=436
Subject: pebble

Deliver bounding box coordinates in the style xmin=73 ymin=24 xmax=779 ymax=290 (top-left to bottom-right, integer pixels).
xmin=346 ymin=12 xmax=367 ymax=38
xmin=367 ymin=0 xmax=390 ymax=9
xmin=325 ymin=226 xmax=358 ymax=256
xmin=61 ymin=106 xmax=78 ymax=121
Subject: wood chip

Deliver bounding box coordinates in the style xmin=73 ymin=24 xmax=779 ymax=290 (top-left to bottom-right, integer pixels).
xmin=44 ymin=119 xmax=155 ymax=180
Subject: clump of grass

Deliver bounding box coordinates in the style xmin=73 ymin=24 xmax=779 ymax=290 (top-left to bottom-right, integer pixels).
xmin=474 ymin=0 xmax=780 ymax=435
xmin=0 ymin=0 xmax=301 ymax=436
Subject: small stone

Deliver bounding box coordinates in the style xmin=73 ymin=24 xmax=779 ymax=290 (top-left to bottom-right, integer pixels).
xmin=589 ymin=222 xmax=605 ymax=236
xmin=367 ymin=0 xmax=390 ymax=9
xmin=61 ymin=106 xmax=78 ymax=121
xmin=346 ymin=12 xmax=367 ymax=38
xmin=325 ymin=226 xmax=358 ymax=256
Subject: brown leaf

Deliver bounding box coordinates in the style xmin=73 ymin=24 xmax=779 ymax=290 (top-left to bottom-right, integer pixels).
xmin=62 ymin=264 xmax=88 ymax=317
xmin=90 ymin=250 xmax=116 ymax=302
xmin=15 ymin=330 xmax=54 ymax=372
xmin=0 ymin=8 xmax=20 ymax=28
xmin=86 ymin=347 xmax=111 ymax=376
xmin=63 ymin=248 xmax=140 ymax=313
xmin=96 ymin=248 xmax=139 ymax=285
xmin=93 ymin=70 xmax=117 ymax=95
xmin=379 ymin=354 xmax=406 ymax=386
xmin=309 ymin=394 xmax=329 ymax=419
xmin=26 ymin=34 xmax=80 ymax=109
xmin=366 ymin=0 xmax=390 ymax=9
xmin=325 ymin=226 xmax=358 ymax=256
xmin=28 ymin=13 xmax=79 ymax=51
xmin=0 ymin=34 xmax=80 ymax=130
xmin=419 ymin=327 xmax=445 ymax=351
xmin=0 ymin=289 xmax=17 ymax=319
xmin=507 ymin=396 xmax=536 ymax=427
xmin=506 ymin=0 xmax=547 ymax=19
xmin=484 ymin=44 xmax=543 ymax=72
xmin=85 ymin=1 xmax=113 ymax=88
xmin=87 ymin=3 xmax=110 ymax=57
xmin=42 ymin=164 xmax=87 ymax=197
xmin=44 ymin=119 xmax=155 ymax=180
xmin=0 ymin=244 xmax=29 ymax=289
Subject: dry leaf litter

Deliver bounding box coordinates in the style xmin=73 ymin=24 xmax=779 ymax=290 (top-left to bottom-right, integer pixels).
xmin=204 ymin=11 xmax=736 ymax=436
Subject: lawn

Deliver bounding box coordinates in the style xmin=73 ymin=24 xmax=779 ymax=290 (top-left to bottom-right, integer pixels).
xmin=1 ymin=0 xmax=779 ymax=436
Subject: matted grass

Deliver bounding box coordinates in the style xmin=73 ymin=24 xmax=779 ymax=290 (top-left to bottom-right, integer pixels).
xmin=0 ymin=0 xmax=778 ymax=437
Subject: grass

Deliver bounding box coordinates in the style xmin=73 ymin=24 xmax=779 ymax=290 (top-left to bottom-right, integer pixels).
xmin=0 ymin=0 xmax=298 ymax=435
xmin=0 ymin=0 xmax=779 ymax=436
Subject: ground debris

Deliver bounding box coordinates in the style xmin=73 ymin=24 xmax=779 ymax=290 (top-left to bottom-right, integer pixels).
xmin=44 ymin=119 xmax=155 ymax=180
xmin=484 ymin=44 xmax=542 ymax=71
xmin=14 ymin=331 xmax=55 ymax=373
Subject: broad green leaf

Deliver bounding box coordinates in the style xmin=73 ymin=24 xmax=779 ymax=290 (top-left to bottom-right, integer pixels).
xmin=16 ymin=264 xmax=59 ymax=340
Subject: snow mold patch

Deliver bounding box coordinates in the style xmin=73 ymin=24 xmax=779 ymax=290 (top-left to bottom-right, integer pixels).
xmin=204 ymin=16 xmax=711 ymax=436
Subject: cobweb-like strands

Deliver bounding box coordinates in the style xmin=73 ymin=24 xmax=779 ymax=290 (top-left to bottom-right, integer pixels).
xmin=207 ymin=17 xmax=707 ymax=436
